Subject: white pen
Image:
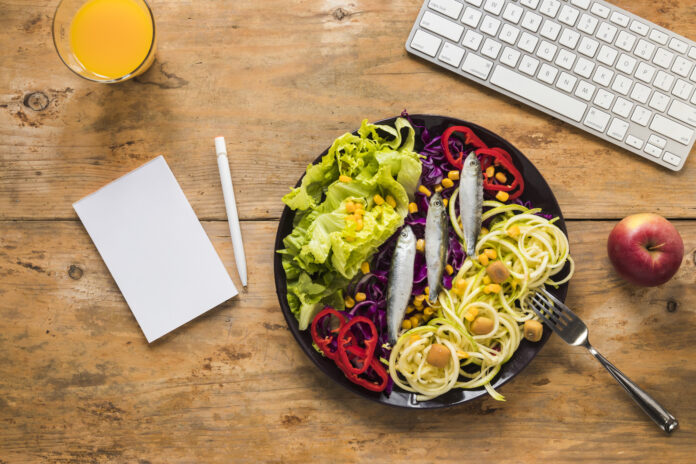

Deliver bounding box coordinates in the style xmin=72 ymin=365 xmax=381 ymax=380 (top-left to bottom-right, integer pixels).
xmin=214 ymin=136 xmax=247 ymax=288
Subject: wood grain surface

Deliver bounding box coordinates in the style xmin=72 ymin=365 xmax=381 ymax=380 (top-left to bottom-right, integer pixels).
xmin=1 ymin=0 xmax=696 ymax=462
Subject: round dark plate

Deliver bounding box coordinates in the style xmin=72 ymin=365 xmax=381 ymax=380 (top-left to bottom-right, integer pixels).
xmin=274 ymin=114 xmax=570 ymax=409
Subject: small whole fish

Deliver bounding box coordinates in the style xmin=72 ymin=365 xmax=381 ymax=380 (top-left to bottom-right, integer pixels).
xmin=425 ymin=192 xmax=448 ymax=304
xmin=459 ymin=153 xmax=483 ymax=257
xmin=387 ymin=225 xmax=417 ymax=344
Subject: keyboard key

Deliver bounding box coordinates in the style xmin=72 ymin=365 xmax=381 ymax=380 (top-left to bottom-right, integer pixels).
xmin=597 ymin=45 xmax=618 ymax=66
xmin=615 ymin=31 xmax=637 ymax=52
xmin=648 ymin=134 xmax=667 ymax=149
xmin=461 ymin=7 xmax=482 ymax=28
xmin=594 ymin=89 xmax=614 ymax=109
xmin=616 ymin=54 xmax=637 ymax=74
xmin=411 ymin=29 xmax=442 ymax=57
xmin=519 ymin=32 xmax=539 ymax=53
xmin=429 ymin=0 xmax=464 ymax=19
xmin=555 ymin=49 xmax=577 ymax=70
xmin=500 ymin=47 xmax=521 ymax=67
xmin=540 ymin=0 xmax=561 ymax=18
xmin=592 ymin=65 xmax=613 ymax=86
xmin=490 ymin=65 xmax=588 ymax=121
xmin=483 ymin=0 xmax=505 ymax=16
xmin=653 ymin=48 xmax=675 ymax=69
xmin=663 ymin=152 xmax=681 ymax=166
xmin=577 ymin=14 xmax=598 ymax=35
xmin=519 ymin=55 xmax=540 ymax=75
xmin=462 ymin=30 xmax=483 ymax=50
xmin=575 ymin=80 xmax=596 ymax=101
xmin=607 ymin=118 xmax=629 ymax=140
xmin=578 ymin=37 xmax=599 ymax=57
xmin=672 ymin=79 xmax=693 ymax=100
xmin=571 ymin=0 xmax=590 ymax=8
xmin=558 ymin=6 xmax=580 ymax=26
xmin=635 ymin=62 xmax=656 ymax=83
xmin=631 ymin=106 xmax=652 ymax=126
xmin=438 ymin=42 xmax=466 ymax=67
xmin=521 ymin=11 xmax=543 ymax=32
xmin=540 ymin=20 xmax=562 ymax=41
xmin=690 ymin=47 xmax=696 ymax=60
xmin=590 ymin=3 xmax=610 ymax=19
xmin=612 ymin=97 xmax=633 ymax=118
xmin=630 ymin=21 xmax=650 ymax=37
xmin=648 ymin=91 xmax=670 ymax=112
xmin=499 ymin=24 xmax=520 ymax=45
xmin=630 ymin=83 xmax=652 ymax=104
xmin=583 ymin=107 xmax=611 ymax=131
xmin=672 ymin=57 xmax=693 ymax=78
xmin=465 ymin=0 xmax=482 ymax=5
xmin=634 ymin=40 xmax=656 ymax=60
xmin=611 ymin=74 xmax=632 ymax=95
xmin=556 ymin=72 xmax=577 ymax=92
xmin=649 ymin=29 xmax=669 ymax=45
xmin=654 ymin=71 xmax=675 ymax=91
xmin=538 ymin=63 xmax=558 ymax=83
xmin=669 ymin=38 xmax=688 ymax=54
xmin=480 ymin=15 xmax=502 ymax=36
xmin=421 ymin=12 xmax=464 ymax=42
xmin=461 ymin=53 xmax=494 ymax=79
xmin=502 ymin=3 xmax=524 ymax=24
xmin=596 ymin=22 xmax=617 ymax=43
xmin=668 ymin=100 xmax=696 ymax=126
xmin=536 ymin=41 xmax=558 ymax=61
xmin=610 ymin=11 xmax=629 ymax=27
xmin=626 ymin=134 xmax=644 ymax=149
xmin=644 ymin=143 xmax=662 ymax=157
xmin=520 ymin=0 xmax=539 ymax=8
xmin=481 ymin=38 xmax=503 ymax=59
xmin=574 ymin=57 xmax=595 ymax=78
xmin=559 ymin=28 xmax=580 ymax=49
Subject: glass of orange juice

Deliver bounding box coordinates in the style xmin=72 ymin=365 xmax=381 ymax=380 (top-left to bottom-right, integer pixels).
xmin=52 ymin=0 xmax=156 ymax=83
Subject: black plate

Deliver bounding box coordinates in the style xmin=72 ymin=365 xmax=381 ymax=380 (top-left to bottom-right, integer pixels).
xmin=274 ymin=114 xmax=569 ymax=409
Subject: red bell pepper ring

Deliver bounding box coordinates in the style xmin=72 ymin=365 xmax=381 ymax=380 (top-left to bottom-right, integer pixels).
xmin=311 ymin=308 xmax=346 ymax=362
xmin=337 ymin=316 xmax=378 ymax=375
xmin=441 ymin=125 xmax=488 ymax=169
xmin=477 ymin=148 xmax=525 ymax=200
xmin=345 ymin=357 xmax=389 ymax=392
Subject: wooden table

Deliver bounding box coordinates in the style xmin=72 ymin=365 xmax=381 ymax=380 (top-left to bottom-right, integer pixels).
xmin=1 ymin=0 xmax=695 ymax=462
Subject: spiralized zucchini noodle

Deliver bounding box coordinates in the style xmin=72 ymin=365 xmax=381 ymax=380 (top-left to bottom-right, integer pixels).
xmin=388 ymin=197 xmax=574 ymax=401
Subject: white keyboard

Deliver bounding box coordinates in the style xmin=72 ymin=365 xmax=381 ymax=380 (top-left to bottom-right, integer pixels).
xmin=406 ymin=0 xmax=696 ymax=171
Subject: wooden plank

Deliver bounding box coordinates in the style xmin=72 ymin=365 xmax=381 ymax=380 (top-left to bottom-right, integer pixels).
xmin=2 ymin=1 xmax=696 ymax=221
xmin=1 ymin=219 xmax=694 ymax=462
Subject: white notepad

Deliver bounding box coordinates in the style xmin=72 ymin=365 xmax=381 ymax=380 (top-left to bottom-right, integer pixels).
xmin=74 ymin=156 xmax=238 ymax=342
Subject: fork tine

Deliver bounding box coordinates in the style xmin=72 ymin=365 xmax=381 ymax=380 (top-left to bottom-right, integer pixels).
xmin=539 ymin=288 xmax=580 ymax=324
xmin=530 ymin=294 xmax=562 ymax=325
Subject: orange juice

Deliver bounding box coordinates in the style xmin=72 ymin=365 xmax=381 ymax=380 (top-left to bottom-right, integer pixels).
xmin=69 ymin=0 xmax=154 ymax=80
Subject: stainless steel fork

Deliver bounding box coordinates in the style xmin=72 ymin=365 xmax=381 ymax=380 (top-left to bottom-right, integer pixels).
xmin=528 ymin=288 xmax=679 ymax=434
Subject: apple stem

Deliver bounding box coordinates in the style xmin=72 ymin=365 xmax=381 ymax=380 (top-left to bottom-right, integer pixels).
xmin=647 ymin=242 xmax=665 ymax=252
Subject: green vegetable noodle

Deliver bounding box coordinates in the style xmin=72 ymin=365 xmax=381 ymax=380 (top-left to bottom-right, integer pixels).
xmin=279 ymin=118 xmax=422 ymax=329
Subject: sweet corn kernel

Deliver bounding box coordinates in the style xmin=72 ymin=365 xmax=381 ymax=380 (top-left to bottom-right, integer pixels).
xmin=485 ymin=166 xmax=495 ymax=178
xmin=345 ymin=214 xmax=355 ymax=222
xmin=495 ymin=191 xmax=510 ymax=202
xmin=401 ymin=320 xmax=412 ymax=330
xmin=345 ymin=296 xmax=355 ymax=308
xmin=478 ymin=254 xmax=490 ymax=266
xmin=455 ymin=278 xmax=468 ymax=290
xmin=456 ymin=350 xmax=469 ymax=359
xmin=447 ymin=170 xmax=460 ymax=180
xmin=409 ymin=334 xmax=421 ymax=344
xmin=416 ymin=238 xmax=426 ymax=253
xmin=445 ymin=264 xmax=454 ymax=275
xmin=406 ymin=305 xmax=416 ymax=315
xmin=408 ymin=202 xmax=418 ymax=214
xmin=409 ymin=316 xmax=420 ymax=327
xmin=495 ymin=171 xmax=507 ymax=183
xmin=463 ymin=308 xmax=478 ymax=322
xmin=441 ymin=178 xmax=454 ymax=188
xmin=355 ymin=292 xmax=367 ymax=302
xmin=443 ymin=198 xmax=448 ymax=207
xmin=507 ymin=224 xmax=520 ymax=238
xmin=385 ymin=195 xmax=397 ymax=208
xmin=355 ymin=201 xmax=364 ymax=211
xmin=339 ymin=175 xmax=352 ymax=183
xmin=418 ymin=185 xmax=432 ymax=197
xmin=481 ymin=227 xmax=489 ymax=236
xmin=414 ymin=299 xmax=423 ymax=310
xmin=424 ymin=307 xmax=434 ymax=316
xmin=483 ymin=275 xmax=491 ymax=285
xmin=483 ymin=283 xmax=502 ymax=294
xmin=424 ymin=286 xmax=430 ymax=296
xmin=434 ymin=185 xmax=443 ymax=193
xmin=452 ymin=286 xmax=464 ymax=296
xmin=414 ymin=294 xmax=426 ymax=305
xmin=345 ymin=200 xmax=356 ymax=213
xmin=361 ymin=261 xmax=370 ymax=274
xmin=484 ymin=248 xmax=497 ymax=259
xmin=355 ymin=218 xmax=364 ymax=231
xmin=373 ymin=194 xmax=385 ymax=205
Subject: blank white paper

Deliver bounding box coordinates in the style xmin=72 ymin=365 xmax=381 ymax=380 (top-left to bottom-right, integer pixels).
xmin=74 ymin=156 xmax=238 ymax=342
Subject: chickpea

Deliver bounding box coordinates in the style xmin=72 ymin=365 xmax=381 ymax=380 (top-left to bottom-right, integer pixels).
xmin=524 ymin=320 xmax=544 ymax=342
xmin=471 ymin=316 xmax=495 ymax=335
xmin=486 ymin=261 xmax=510 ymax=284
xmin=426 ymin=343 xmax=451 ymax=368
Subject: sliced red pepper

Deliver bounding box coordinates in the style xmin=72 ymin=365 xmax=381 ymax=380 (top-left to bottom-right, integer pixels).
xmin=337 ymin=316 xmax=378 ymax=375
xmin=441 ymin=126 xmax=488 ymax=169
xmin=477 ymin=148 xmax=525 ymax=200
xmin=311 ymin=308 xmax=346 ymax=362
xmin=345 ymin=357 xmax=389 ymax=392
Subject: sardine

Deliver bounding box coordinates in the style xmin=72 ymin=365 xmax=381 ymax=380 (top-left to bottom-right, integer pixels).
xmin=459 ymin=153 xmax=483 ymax=257
xmin=387 ymin=226 xmax=417 ymax=344
xmin=425 ymin=192 xmax=448 ymax=304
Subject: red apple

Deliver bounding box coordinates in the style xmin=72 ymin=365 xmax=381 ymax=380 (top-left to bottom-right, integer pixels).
xmin=607 ymin=213 xmax=684 ymax=287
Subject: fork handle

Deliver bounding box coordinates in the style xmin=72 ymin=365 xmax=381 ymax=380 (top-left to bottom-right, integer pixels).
xmin=587 ymin=345 xmax=678 ymax=434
